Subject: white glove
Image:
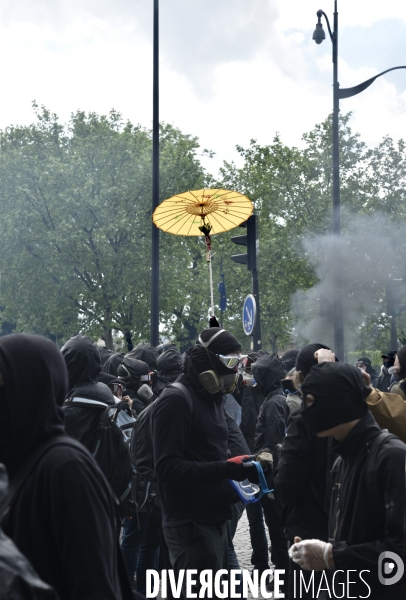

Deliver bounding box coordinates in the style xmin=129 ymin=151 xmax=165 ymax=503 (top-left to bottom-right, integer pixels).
xmin=289 ymin=538 xmax=332 ymax=571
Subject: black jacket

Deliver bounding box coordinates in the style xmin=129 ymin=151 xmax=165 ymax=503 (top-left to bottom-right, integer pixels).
xmin=240 ymin=386 xmax=265 ymax=452
xmin=274 ymin=409 xmax=329 ymax=541
xmin=254 ymin=386 xmax=290 ymax=455
xmin=0 ymin=334 xmax=132 ymax=600
xmin=152 ymin=373 xmax=234 ymax=524
xmin=329 ymin=411 xmax=406 ymax=599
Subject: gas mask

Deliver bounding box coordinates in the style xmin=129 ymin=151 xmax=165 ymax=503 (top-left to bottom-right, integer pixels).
xmin=199 ymin=370 xmax=239 ymax=394
xmin=242 ymin=373 xmax=257 ymax=387
xmin=138 ymin=384 xmax=154 ymax=401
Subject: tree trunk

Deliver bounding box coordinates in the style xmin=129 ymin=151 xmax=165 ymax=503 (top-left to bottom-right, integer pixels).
xmin=102 ymin=326 xmax=114 ymax=350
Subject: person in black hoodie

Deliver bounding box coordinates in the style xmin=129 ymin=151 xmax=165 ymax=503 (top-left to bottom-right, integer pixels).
xmin=252 ymin=353 xmax=290 ymax=585
xmin=152 ymin=327 xmax=259 ymax=597
xmin=0 ymin=334 xmax=133 ymax=600
xmin=291 ymin=362 xmax=406 ymax=600
xmin=274 ymin=343 xmax=333 ymax=600
xmin=61 ymin=334 xmax=116 ymax=450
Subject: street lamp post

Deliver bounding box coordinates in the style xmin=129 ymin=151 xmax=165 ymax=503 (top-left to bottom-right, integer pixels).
xmin=151 ymin=0 xmax=160 ymax=346
xmin=313 ymin=1 xmax=406 ymax=360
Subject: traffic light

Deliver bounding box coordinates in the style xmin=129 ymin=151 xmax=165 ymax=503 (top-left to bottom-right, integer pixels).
xmin=231 ymin=214 xmax=258 ymax=271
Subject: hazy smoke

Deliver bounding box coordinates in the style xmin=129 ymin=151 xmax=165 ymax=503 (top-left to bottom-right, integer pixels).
xmin=291 ymin=212 xmax=406 ymax=350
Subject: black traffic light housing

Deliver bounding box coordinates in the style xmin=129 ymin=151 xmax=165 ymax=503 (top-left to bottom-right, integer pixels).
xmin=231 ymin=214 xmax=257 ymax=271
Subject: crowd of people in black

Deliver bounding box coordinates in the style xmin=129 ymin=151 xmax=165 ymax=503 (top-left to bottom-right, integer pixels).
xmin=0 ymin=324 xmax=405 ymax=599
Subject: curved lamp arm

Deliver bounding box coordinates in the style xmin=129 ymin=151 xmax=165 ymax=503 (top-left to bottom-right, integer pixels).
xmin=339 ymin=66 xmax=406 ymax=100
xmin=317 ymin=9 xmax=335 ymax=43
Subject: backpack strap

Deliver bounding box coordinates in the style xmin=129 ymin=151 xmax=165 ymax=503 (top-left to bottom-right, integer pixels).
xmin=65 ymin=397 xmax=110 ymax=409
xmin=169 ymin=382 xmax=194 ymax=414
xmin=1 ymin=436 xmax=91 ymax=524
xmin=366 ymin=430 xmax=398 ymax=511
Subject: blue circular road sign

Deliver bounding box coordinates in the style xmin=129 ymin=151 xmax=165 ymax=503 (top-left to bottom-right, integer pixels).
xmin=242 ymin=294 xmax=256 ymax=336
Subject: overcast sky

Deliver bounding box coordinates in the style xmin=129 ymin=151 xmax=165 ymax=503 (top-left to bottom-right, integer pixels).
xmin=0 ymin=0 xmax=405 ymax=175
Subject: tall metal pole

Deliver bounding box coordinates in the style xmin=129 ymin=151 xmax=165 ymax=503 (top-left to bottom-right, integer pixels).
xmin=332 ymin=0 xmax=344 ymax=361
xmin=252 ymin=267 xmax=262 ymax=351
xmin=151 ymin=0 xmax=160 ymax=346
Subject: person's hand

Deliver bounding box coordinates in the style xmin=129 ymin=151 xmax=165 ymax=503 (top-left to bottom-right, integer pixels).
xmin=225 ymin=456 xmax=259 ymax=483
xmin=123 ymin=395 xmax=133 ymax=409
xmin=358 ymin=368 xmax=371 ymax=387
xmin=289 ymin=537 xmax=333 ymax=571
xmin=315 ymin=349 xmax=335 ymax=363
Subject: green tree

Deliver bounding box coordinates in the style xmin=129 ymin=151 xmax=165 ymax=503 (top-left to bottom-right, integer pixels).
xmin=0 ymin=105 xmax=209 ymax=347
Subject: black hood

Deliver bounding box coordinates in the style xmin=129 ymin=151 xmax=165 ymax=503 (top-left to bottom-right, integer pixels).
xmin=117 ymin=356 xmax=150 ymax=392
xmin=296 ymin=343 xmax=334 ymax=378
xmin=301 ymin=362 xmax=369 ymax=437
xmin=281 ymin=349 xmax=300 ymax=372
xmin=251 ymin=353 xmax=286 ymax=396
xmin=61 ymin=334 xmax=101 ymax=393
xmin=101 ymin=352 xmax=124 ymax=376
xmin=156 ymin=349 xmax=183 ymax=378
xmin=127 ymin=343 xmax=158 ymax=370
xmin=156 ymin=342 xmax=177 ymax=356
xmin=0 ymin=334 xmax=67 ymax=476
xmin=98 ymin=346 xmax=114 ymax=366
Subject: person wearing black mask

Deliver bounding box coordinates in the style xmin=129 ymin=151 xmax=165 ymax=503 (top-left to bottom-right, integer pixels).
xmin=152 ymin=327 xmax=259 ymax=597
xmin=291 ymin=362 xmax=406 ymax=600
xmin=117 ymin=356 xmax=155 ymax=414
xmin=376 ymin=350 xmax=396 ymax=392
xmin=356 ymin=356 xmax=379 ymax=387
xmin=252 ymin=354 xmax=289 ymax=588
xmin=61 ymin=334 xmax=116 ymax=449
xmin=0 ymin=334 xmax=133 ymax=600
xmin=275 ymin=343 xmax=335 ymax=599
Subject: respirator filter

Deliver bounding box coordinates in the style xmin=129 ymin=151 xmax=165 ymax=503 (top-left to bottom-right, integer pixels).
xmin=138 ymin=384 xmax=154 ymax=401
xmin=199 ymin=370 xmax=238 ymax=394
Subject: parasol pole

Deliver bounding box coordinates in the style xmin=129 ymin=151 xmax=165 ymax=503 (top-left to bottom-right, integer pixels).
xmin=205 ymin=234 xmax=215 ymax=316
xmin=209 ymin=252 xmax=215 ymax=316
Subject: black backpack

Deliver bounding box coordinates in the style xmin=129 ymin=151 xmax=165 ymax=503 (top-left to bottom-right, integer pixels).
xmin=130 ymin=382 xmax=192 ymax=510
xmin=64 ymin=397 xmax=136 ymax=516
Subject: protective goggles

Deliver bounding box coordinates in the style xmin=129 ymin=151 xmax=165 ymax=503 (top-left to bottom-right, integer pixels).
xmin=216 ymin=354 xmax=247 ymax=369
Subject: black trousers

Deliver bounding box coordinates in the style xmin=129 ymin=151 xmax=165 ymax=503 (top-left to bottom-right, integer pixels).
xmin=163 ymin=521 xmax=228 ymax=599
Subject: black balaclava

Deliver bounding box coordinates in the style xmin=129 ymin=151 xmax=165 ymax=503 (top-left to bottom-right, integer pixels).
xmin=101 ymin=352 xmax=124 ymax=376
xmin=301 ymin=362 xmax=369 ymax=437
xmin=396 ymin=346 xmax=406 ymax=379
xmin=117 ymin=357 xmax=150 ymax=393
xmin=61 ymin=334 xmax=101 ymax=393
xmin=296 ymin=343 xmax=335 ymax=378
xmin=127 ymin=343 xmax=158 ymax=370
xmin=382 ymin=351 xmax=396 ymax=370
xmin=357 ymin=357 xmax=375 ymax=377
xmin=0 ymin=334 xmax=67 ymax=476
xmin=281 ymin=349 xmax=300 ymax=373
xmin=251 ymin=353 xmax=286 ymax=396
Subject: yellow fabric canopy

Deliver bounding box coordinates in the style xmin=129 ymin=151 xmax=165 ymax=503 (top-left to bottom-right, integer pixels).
xmin=152 ymin=188 xmax=254 ymax=236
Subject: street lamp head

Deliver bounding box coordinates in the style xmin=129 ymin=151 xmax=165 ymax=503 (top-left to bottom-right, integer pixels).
xmin=312 ymin=22 xmax=325 ymax=44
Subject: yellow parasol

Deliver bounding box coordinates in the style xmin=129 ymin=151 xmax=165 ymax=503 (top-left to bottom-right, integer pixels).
xmin=152 ymin=188 xmax=254 ymax=315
